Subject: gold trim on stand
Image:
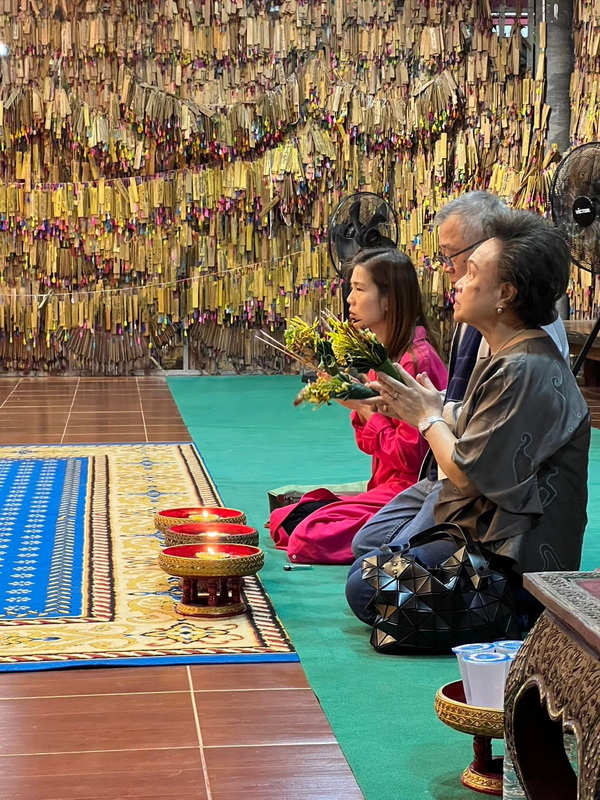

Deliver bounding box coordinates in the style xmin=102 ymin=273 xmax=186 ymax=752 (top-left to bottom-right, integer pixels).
xmin=164 ymin=530 xmax=259 ymax=547
xmin=434 ymin=684 xmax=504 ymax=738
xmin=176 ymin=601 xmax=246 ymax=617
xmin=155 ymin=511 xmax=247 ymax=530
xmin=435 ymin=683 xmax=504 ymax=797
xmin=159 ymin=549 xmax=264 ymax=578
xmin=461 ymin=766 xmax=503 ymax=795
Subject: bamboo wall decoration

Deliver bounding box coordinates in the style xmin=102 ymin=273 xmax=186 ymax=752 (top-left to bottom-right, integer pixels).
xmin=0 ymin=0 xmax=560 ymax=373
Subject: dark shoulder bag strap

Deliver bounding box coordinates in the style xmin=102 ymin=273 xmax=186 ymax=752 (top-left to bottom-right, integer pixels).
xmin=393 ymin=522 xmax=494 ymax=577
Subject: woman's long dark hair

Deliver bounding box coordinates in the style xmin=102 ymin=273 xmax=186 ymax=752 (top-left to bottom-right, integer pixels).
xmin=345 ymin=248 xmax=441 ymax=362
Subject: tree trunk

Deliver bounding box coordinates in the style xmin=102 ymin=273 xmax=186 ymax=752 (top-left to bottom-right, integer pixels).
xmin=542 ymin=0 xmax=574 ymax=153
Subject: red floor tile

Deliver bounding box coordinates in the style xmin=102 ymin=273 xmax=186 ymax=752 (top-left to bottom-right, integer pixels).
xmin=147 ymin=438 xmax=192 ymax=443
xmin=0 ymin=666 xmax=191 ymax=699
xmin=66 ymin=422 xmax=147 ymax=429
xmin=204 ymin=744 xmax=364 ymax=800
xmin=69 ymin=411 xmax=144 ymax=417
xmin=61 ymin=435 xmax=149 ymax=443
xmin=189 ymin=663 xmax=310 ymax=691
xmin=0 ymin=692 xmax=199 ymax=756
xmin=0 ymin=436 xmax=67 ymax=444
xmin=1 ymin=403 xmax=72 ymax=409
xmin=146 ymin=428 xmax=191 ymax=436
xmin=193 ymin=689 xmax=337 ymax=747
xmin=0 ymin=747 xmax=209 ymax=800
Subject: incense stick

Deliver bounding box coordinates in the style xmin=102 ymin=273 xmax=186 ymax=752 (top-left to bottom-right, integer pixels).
xmin=254 ymin=332 xmax=314 ymax=369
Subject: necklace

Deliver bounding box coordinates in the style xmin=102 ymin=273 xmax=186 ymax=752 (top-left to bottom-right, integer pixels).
xmin=493 ymin=328 xmax=544 ymax=356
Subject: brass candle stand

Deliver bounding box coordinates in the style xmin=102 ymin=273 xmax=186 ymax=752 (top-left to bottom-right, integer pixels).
xmin=154 ymin=506 xmax=246 ymax=532
xmin=158 ymin=543 xmax=264 ymax=618
xmin=163 ymin=522 xmax=259 ymax=548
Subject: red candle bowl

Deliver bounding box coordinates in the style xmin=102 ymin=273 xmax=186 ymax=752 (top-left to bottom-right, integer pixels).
xmin=159 ymin=543 xmax=264 ymax=618
xmin=164 ymin=522 xmax=259 ymax=548
xmin=154 ymin=506 xmax=246 ymax=531
xmin=159 ymin=543 xmax=264 ymax=578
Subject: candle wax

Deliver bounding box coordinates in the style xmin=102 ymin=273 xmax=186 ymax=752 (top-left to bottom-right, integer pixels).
xmin=195 ymin=552 xmax=232 ymax=560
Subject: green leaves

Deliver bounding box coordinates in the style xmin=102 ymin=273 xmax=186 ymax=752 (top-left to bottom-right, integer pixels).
xmin=294 ymin=372 xmax=378 ymax=407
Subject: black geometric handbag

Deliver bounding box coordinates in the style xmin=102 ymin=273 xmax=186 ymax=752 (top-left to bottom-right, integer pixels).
xmin=362 ymin=523 xmax=521 ymax=654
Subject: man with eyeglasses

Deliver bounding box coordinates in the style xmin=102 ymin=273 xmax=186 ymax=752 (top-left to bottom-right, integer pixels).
xmin=435 ymin=192 xmax=569 ymax=403
xmin=347 ymin=192 xmax=570 ymax=585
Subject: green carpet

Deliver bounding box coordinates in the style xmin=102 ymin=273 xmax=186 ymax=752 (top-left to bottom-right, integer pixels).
xmin=169 ymin=375 xmax=600 ymax=800
xmin=582 ymin=426 xmax=600 ymax=571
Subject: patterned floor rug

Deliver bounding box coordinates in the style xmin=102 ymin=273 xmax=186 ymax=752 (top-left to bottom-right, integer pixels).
xmin=0 ymin=443 xmax=296 ymax=671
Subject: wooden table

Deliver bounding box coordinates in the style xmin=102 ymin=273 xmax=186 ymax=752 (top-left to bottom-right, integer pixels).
xmin=564 ymin=320 xmax=600 ymax=384
xmin=505 ymin=571 xmax=600 ymax=800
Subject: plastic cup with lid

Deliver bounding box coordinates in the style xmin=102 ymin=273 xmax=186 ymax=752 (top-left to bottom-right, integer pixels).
xmin=451 ymin=642 xmax=496 ymax=704
xmin=493 ymin=639 xmax=524 ymax=658
xmin=463 ymin=651 xmax=511 ymax=710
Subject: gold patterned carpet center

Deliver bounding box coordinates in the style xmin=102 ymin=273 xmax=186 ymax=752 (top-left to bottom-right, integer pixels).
xmin=0 ymin=443 xmax=295 ymax=671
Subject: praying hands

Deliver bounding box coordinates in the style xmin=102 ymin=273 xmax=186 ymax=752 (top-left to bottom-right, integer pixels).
xmin=365 ymin=367 xmax=444 ymax=428
xmin=365 ymin=367 xmax=468 ymax=489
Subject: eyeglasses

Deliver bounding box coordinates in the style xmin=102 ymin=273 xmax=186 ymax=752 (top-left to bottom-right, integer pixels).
xmin=437 ymin=238 xmax=488 ymax=267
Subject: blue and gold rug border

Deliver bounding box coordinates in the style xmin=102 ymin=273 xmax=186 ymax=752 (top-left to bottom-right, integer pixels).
xmin=0 ymin=653 xmax=300 ymax=672
xmin=0 ymin=442 xmax=297 ymax=669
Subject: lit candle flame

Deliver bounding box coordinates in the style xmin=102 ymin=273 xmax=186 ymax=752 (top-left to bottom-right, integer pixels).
xmin=195 ymin=545 xmax=230 ymax=560
xmin=189 ymin=509 xmax=219 ymax=522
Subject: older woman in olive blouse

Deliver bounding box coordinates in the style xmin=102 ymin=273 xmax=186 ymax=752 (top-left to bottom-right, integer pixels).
xmin=346 ymin=210 xmax=590 ymax=628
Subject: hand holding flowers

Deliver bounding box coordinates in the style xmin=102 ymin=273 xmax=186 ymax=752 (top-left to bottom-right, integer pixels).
xmin=293 ymin=313 xmax=411 ymax=409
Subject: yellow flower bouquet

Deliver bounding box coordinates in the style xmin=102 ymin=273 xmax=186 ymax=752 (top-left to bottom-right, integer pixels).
xmin=284 ymin=317 xmax=339 ymax=375
xmin=324 ymin=314 xmax=403 ymax=383
xmin=294 ymin=372 xmax=378 ymax=407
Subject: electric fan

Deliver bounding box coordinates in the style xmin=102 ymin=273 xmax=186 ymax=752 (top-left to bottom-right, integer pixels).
xmin=328 ymin=192 xmax=399 ymax=275
xmin=550 ymin=142 xmax=600 ymax=376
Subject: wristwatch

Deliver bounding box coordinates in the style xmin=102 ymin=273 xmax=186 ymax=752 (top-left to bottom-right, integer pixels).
xmin=418 ymin=415 xmax=446 ymax=436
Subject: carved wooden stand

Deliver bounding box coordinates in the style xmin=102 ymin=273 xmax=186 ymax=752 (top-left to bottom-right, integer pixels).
xmin=505 ymin=571 xmax=600 ymax=800
xmin=179 ymin=575 xmax=245 ymax=617
xmin=466 ymin=735 xmax=503 ymax=796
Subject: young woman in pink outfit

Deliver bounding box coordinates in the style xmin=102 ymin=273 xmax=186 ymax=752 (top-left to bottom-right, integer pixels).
xmin=269 ymin=248 xmax=448 ymax=564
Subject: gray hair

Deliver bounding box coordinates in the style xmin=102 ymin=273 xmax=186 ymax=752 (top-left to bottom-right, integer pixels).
xmin=433 ymin=191 xmax=510 ymax=241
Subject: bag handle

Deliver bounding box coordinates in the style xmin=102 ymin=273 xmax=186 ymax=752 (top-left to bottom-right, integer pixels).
xmin=388 ymin=522 xmax=494 ymax=577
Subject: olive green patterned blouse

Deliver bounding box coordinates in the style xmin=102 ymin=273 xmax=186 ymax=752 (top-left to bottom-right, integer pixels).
xmin=434 ymin=333 xmax=590 ymax=575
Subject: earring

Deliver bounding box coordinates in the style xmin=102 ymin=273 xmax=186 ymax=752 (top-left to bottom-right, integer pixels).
xmin=497 ymin=306 xmax=503 ymax=313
